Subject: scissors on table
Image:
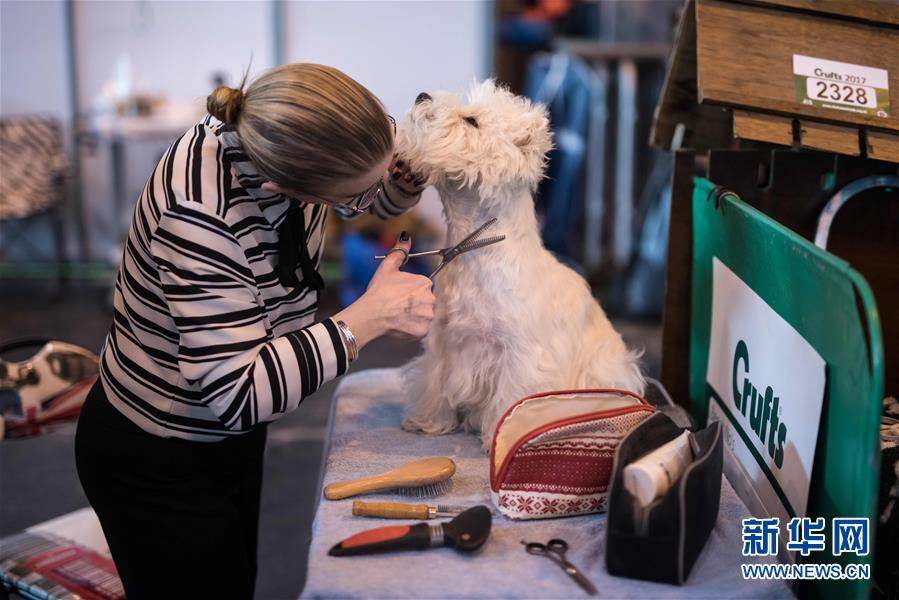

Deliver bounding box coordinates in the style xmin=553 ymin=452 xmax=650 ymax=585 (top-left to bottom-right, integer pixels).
xmin=375 ymin=218 xmax=504 ymax=280
xmin=522 ymin=538 xmax=599 ymax=596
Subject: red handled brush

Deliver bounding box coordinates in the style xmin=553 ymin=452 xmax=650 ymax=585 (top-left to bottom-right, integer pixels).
xmin=328 ymin=505 xmax=492 ymax=557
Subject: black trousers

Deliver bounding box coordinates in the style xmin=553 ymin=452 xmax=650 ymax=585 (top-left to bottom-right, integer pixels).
xmin=75 ymin=381 xmax=267 ymax=600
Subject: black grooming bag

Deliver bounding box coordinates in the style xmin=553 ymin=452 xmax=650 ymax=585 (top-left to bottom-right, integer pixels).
xmin=606 ymin=412 xmax=723 ymax=585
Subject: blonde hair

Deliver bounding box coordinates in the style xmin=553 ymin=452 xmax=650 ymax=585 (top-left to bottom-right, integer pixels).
xmin=207 ymin=63 xmax=393 ymax=195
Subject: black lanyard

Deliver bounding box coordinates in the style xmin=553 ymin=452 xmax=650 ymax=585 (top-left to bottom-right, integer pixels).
xmin=276 ymin=203 xmax=324 ymax=291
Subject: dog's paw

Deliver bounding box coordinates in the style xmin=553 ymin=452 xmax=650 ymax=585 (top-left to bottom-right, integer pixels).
xmin=402 ymin=416 xmax=459 ymax=436
xmin=401 ymin=417 xmax=427 ymax=434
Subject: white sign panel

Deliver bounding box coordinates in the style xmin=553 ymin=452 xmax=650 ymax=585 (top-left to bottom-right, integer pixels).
xmin=706 ymin=258 xmax=826 ymax=525
xmin=792 ymin=54 xmax=891 ymax=118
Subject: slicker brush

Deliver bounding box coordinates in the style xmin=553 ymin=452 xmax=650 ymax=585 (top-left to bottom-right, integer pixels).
xmin=323 ymin=457 xmax=456 ymax=500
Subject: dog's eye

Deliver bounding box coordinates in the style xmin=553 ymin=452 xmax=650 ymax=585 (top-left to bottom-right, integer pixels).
xmin=463 ymin=116 xmax=479 ymax=128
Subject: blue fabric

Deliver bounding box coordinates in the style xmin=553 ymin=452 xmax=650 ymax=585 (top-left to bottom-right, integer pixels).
xmin=339 ymin=232 xmax=431 ymax=308
xmin=300 ymin=369 xmax=790 ymax=599
xmin=524 ymin=53 xmax=596 ymax=261
xmin=339 ymin=232 xmax=381 ymax=308
xmin=498 ymin=17 xmax=553 ymax=48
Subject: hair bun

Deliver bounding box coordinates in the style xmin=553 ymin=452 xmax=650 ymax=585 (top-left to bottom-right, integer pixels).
xmin=207 ymin=85 xmax=244 ymax=125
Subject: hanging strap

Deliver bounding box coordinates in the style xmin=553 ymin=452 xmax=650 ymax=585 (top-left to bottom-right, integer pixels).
xmin=277 ymin=203 xmax=324 ymax=291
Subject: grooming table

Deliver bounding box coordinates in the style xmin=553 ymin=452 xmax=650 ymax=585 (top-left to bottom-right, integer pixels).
xmin=301 ymin=369 xmax=790 ymax=599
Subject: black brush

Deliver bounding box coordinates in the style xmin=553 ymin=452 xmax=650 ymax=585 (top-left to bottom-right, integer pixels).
xmin=329 ymin=505 xmax=492 ymax=557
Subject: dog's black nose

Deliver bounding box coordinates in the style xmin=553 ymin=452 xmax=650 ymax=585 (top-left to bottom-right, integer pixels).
xmin=415 ymin=92 xmax=432 ymax=105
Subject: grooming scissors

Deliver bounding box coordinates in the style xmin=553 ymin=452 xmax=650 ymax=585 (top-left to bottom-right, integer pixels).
xmin=375 ymin=218 xmax=504 ymax=280
xmin=522 ymin=538 xmax=598 ymax=596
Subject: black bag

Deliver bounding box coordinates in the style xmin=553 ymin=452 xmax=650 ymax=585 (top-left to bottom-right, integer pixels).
xmin=606 ymin=412 xmax=723 ymax=584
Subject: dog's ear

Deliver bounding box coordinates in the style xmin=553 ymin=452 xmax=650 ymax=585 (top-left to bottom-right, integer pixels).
xmin=510 ymin=101 xmax=553 ymax=191
xmin=515 ymin=102 xmax=553 ymax=167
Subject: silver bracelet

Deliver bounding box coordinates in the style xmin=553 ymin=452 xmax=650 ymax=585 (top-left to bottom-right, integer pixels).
xmin=335 ymin=320 xmax=358 ymax=363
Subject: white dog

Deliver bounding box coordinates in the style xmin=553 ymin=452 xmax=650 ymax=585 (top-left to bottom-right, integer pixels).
xmin=397 ymin=80 xmax=645 ymax=449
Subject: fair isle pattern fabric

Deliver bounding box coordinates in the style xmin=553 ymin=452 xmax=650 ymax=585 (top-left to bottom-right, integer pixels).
xmin=491 ymin=490 xmax=607 ymax=519
xmin=100 ymin=115 xmax=418 ymax=441
xmin=0 ymin=117 xmax=69 ymax=219
xmin=493 ymin=410 xmax=652 ymax=519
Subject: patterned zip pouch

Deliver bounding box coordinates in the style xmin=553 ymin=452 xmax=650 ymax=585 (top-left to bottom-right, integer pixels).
xmin=489 ymin=389 xmax=654 ymax=519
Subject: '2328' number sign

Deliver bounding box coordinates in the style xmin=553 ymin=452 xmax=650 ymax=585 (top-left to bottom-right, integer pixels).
xmin=806 ymin=77 xmax=876 ymax=108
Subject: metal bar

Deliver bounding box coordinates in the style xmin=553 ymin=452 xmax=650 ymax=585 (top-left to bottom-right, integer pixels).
xmin=583 ymin=64 xmax=608 ymax=272
xmin=612 ymin=59 xmax=637 ymax=269
xmin=271 ymin=0 xmax=284 ymax=66
xmin=110 ymin=136 xmax=128 ymax=239
xmin=64 ymin=0 xmax=90 ymax=262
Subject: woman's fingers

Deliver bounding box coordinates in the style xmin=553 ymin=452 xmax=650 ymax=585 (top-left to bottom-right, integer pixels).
xmin=375 ymin=232 xmax=412 ymax=273
xmin=402 ymin=317 xmax=431 ymax=339
xmin=415 ymin=304 xmax=435 ymax=320
xmin=361 ymin=229 xmax=435 ymax=341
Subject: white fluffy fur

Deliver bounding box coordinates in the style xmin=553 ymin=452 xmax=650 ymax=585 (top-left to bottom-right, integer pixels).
xmin=397 ymin=80 xmax=645 ymax=450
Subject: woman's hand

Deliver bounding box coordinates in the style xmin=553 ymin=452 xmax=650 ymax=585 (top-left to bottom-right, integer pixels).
xmin=333 ymin=232 xmax=435 ymax=350
xmin=388 ymin=155 xmax=427 ymax=197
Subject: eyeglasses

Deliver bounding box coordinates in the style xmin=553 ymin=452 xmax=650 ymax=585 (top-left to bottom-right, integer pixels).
xmin=332 ymin=179 xmax=384 ymax=217
xmin=331 ymin=115 xmax=396 ymax=218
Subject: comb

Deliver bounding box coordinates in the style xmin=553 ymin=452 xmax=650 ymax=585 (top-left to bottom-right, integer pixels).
xmin=458 ymin=234 xmax=506 ymax=254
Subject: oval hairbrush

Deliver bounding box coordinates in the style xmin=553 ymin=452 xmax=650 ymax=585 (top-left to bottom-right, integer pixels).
xmin=323 ymin=457 xmax=456 ymax=500
xmin=329 ymin=505 xmax=492 ymax=556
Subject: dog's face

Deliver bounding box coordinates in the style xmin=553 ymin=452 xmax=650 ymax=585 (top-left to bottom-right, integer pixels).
xmin=396 ymin=80 xmax=552 ymax=200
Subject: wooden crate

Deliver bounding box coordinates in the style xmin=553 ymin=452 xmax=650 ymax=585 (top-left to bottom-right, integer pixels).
xmin=696 ymin=0 xmax=899 ymax=131
xmin=694 ymin=0 xmax=899 ymax=160
xmin=653 ymin=0 xmax=899 ymax=161
xmin=732 ymin=110 xmax=899 ymax=159
xmin=740 ymin=0 xmax=899 ymax=27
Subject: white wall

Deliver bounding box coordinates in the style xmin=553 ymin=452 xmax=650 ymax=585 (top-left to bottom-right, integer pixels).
xmin=72 ymin=0 xmax=275 ymax=261
xmin=0 ymin=0 xmax=70 ymax=120
xmin=283 ymin=0 xmax=490 ymax=116
xmin=73 ymin=0 xmax=275 ymax=112
xmin=1 ymin=0 xmax=494 ymax=133
xmin=1 ymin=1 xmax=491 ymax=261
xmin=283 ymin=0 xmax=491 ymax=231
xmin=1 ymin=0 xmax=74 ymax=261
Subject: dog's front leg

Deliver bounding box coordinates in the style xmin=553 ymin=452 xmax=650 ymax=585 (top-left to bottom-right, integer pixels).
xmin=400 ymin=352 xmax=461 ymax=435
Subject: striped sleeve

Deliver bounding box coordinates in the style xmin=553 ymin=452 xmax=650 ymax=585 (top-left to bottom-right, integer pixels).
xmin=150 ymin=203 xmax=348 ymax=431
xmin=370 ymin=177 xmax=421 ymax=219
xmin=338 ymin=177 xmax=421 ymax=221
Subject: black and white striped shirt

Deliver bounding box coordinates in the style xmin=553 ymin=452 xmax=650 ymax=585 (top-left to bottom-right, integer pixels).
xmin=100 ymin=115 xmax=418 ymax=440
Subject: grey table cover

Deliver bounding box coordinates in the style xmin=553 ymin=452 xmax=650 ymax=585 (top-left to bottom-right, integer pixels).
xmin=301 ymin=369 xmax=790 ymax=599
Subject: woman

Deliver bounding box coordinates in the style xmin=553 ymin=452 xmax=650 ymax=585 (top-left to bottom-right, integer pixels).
xmin=75 ymin=63 xmax=436 ymax=599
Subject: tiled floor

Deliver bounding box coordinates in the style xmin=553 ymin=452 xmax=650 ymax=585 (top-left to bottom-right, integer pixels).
xmin=0 ymin=278 xmax=660 ymax=599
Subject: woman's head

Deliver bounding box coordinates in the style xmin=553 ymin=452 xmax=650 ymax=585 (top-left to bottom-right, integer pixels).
xmin=207 ymin=63 xmax=394 ymax=199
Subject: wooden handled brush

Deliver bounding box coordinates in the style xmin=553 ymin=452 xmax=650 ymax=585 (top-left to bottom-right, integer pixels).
xmin=323 ymin=457 xmax=456 ymax=500
xmin=352 ymin=501 xmax=476 ymax=520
